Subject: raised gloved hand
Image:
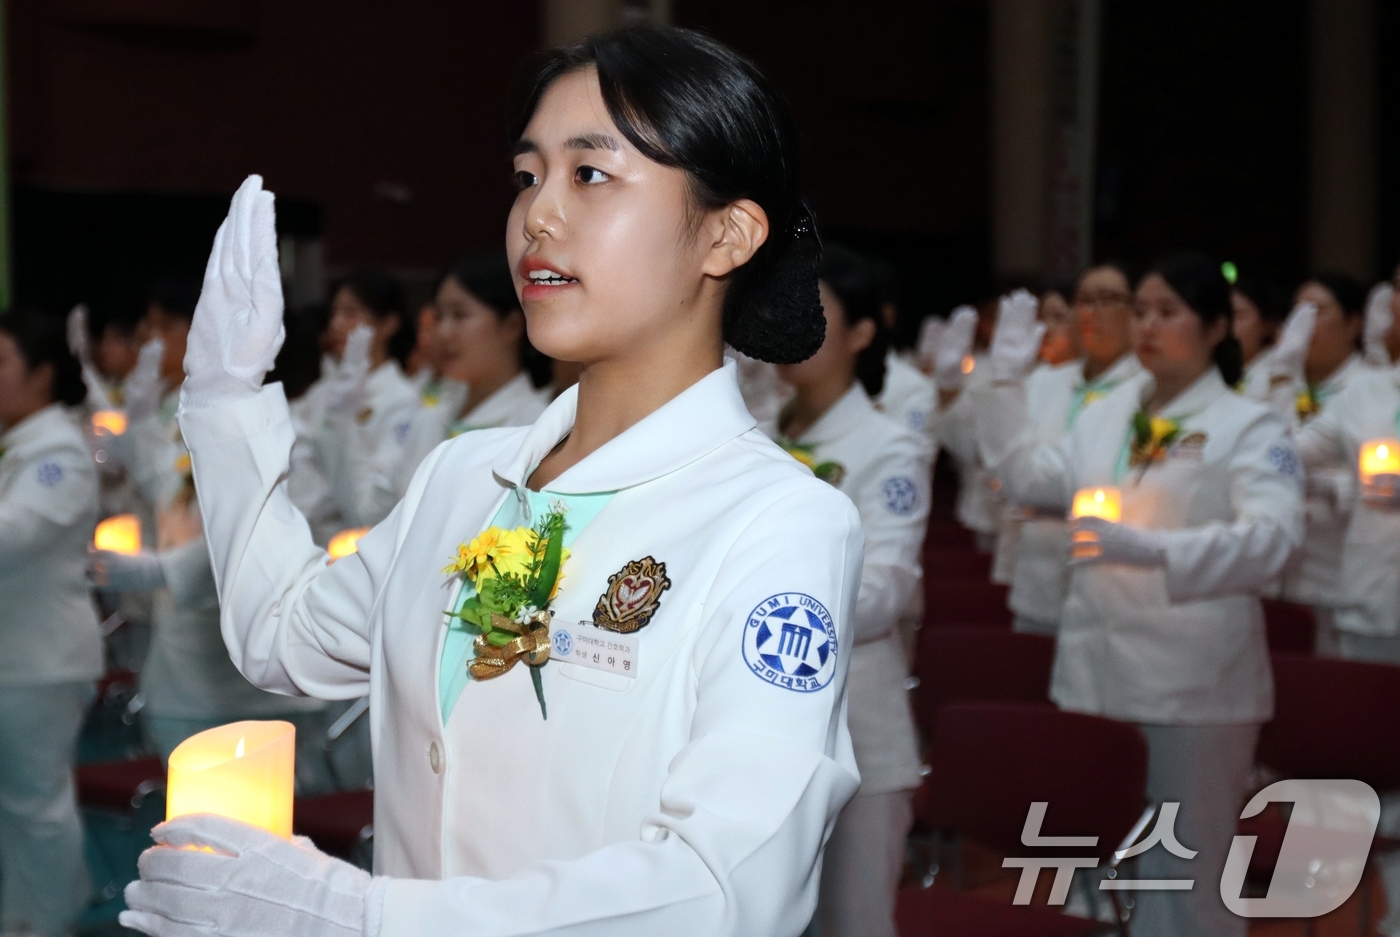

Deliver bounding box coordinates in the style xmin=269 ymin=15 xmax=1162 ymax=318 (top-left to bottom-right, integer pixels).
xmin=915 ymin=316 xmax=945 ymax=375
xmin=1267 ymin=302 xmax=1317 ymax=384
xmin=182 ymin=175 xmax=286 ymax=411
xmin=88 ymin=550 xmax=166 ymax=593
xmin=125 ymin=339 xmax=167 ymax=424
xmin=1364 ymin=283 xmax=1394 ymax=367
xmin=934 ymin=305 xmax=978 ymax=393
xmin=1068 ymin=516 xmax=1167 ymax=568
xmin=989 ymin=289 xmax=1045 ymax=383
xmin=67 ymin=304 xmax=114 ymax=411
xmin=120 ymin=814 xmax=381 ymax=937
xmin=323 ymin=325 xmax=374 ymax=421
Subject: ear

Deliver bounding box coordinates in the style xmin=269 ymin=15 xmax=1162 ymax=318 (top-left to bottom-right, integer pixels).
xmin=848 ymin=317 xmax=878 ymax=355
xmin=700 ymin=199 xmax=769 ymax=279
xmin=1204 ymin=315 xmax=1229 ymax=347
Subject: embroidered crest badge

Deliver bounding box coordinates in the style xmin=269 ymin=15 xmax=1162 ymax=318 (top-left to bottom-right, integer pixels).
xmin=593 ymin=556 xmax=671 ymax=633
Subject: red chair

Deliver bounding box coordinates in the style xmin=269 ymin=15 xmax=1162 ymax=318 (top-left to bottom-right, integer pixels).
xmin=76 ymin=757 xmax=166 ymax=813
xmin=912 ymin=628 xmax=1055 ymax=736
xmin=924 ymin=580 xmax=1012 ymax=629
xmin=1244 ymin=654 xmax=1400 ymax=928
xmin=1261 ymin=599 xmax=1317 ymax=654
xmin=906 ymin=702 xmax=1149 ymax=937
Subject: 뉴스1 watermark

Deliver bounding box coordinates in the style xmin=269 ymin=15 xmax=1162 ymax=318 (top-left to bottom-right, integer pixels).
xmin=1002 ymin=779 xmax=1381 ymax=919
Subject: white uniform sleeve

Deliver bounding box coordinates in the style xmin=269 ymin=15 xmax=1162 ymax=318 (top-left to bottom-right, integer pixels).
xmin=179 ymin=384 xmax=438 ymax=701
xmin=377 ymin=485 xmax=865 ymax=937
xmin=113 ymin=411 xmax=183 ymax=508
xmin=323 ymin=417 xmax=409 ymax=528
xmin=971 ymin=381 xmax=1075 ymax=513
xmin=158 ymin=536 xmax=219 ymax=610
xmin=928 ymin=384 xmax=976 ymax=465
xmin=1292 ymin=402 xmax=1350 ymax=469
xmin=850 ymin=438 xmax=931 ymax=645
xmin=0 ymin=447 xmax=95 ymax=567
xmin=1160 ymin=412 xmax=1305 ymax=603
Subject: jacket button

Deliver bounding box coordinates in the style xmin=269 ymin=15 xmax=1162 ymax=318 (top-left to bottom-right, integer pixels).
xmin=429 ymin=741 xmax=443 ymax=774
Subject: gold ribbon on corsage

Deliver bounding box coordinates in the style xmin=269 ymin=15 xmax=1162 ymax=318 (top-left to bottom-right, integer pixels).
xmin=468 ymin=609 xmax=553 ymax=681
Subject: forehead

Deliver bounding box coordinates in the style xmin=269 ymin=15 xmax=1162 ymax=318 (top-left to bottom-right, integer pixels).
xmin=1296 ymin=281 xmax=1336 ymax=305
xmin=520 ymin=68 xmax=627 ymax=153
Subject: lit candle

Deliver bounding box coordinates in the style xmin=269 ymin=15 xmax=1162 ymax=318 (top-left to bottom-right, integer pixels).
xmin=327 ymin=527 xmax=371 ymax=562
xmin=1360 ymin=439 xmax=1400 ymax=502
xmin=1070 ymin=486 xmax=1122 ymax=560
xmin=91 ymin=410 xmax=128 ymax=436
xmin=93 ymin=514 xmax=142 ymax=555
xmin=166 ymin=720 xmax=296 ymax=838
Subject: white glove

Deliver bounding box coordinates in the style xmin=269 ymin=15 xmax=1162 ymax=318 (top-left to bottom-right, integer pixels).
xmin=1069 ymin=516 xmax=1167 ymax=568
xmin=125 ymin=339 xmax=167 ymax=424
xmin=67 ymin=304 xmax=114 ymax=411
xmin=934 ymin=305 xmax=978 ymax=392
xmin=1267 ymin=302 xmax=1317 ymax=384
xmin=323 ymin=325 xmax=374 ymax=421
xmin=88 ymin=550 xmax=166 ymax=593
xmin=989 ymin=289 xmax=1045 ymax=383
xmin=1306 ymin=470 xmax=1356 ymax=511
xmin=182 ymin=175 xmax=286 ymax=411
xmin=120 ymin=814 xmax=380 ymax=937
xmin=915 ymin=316 xmax=946 ymax=375
xmin=1364 ymin=283 xmax=1394 ymax=367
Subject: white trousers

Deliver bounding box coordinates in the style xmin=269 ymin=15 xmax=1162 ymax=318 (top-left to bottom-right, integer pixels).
xmin=0 ymin=681 xmax=94 ymax=936
xmin=1131 ymin=722 xmax=1259 ymax=937
xmin=816 ymin=789 xmax=913 ymax=937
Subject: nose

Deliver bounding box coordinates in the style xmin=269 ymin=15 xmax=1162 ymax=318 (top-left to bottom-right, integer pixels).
xmin=522 ymin=176 xmax=566 ymax=243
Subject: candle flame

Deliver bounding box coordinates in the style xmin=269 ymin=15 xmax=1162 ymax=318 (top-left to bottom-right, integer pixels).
xmin=961 ymin=355 xmax=975 ymax=375
xmin=235 ymin=737 xmax=245 ymax=759
xmin=1381 ymin=446 xmax=1390 ymax=460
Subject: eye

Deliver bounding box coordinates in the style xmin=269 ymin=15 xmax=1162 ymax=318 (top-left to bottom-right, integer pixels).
xmin=576 ymin=165 xmax=610 ymax=185
xmin=513 ymin=170 xmax=537 ymax=192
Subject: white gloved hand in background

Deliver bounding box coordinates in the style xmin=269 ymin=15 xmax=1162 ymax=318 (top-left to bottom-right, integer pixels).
xmin=915 ymin=316 xmax=946 ymax=376
xmin=1068 ymin=516 xmax=1167 ymax=568
xmin=934 ymin=305 xmax=978 ymax=393
xmin=67 ymin=304 xmax=115 ymax=411
xmin=120 ymin=814 xmax=381 ymax=937
xmin=323 ymin=325 xmax=374 ymax=421
xmin=88 ymin=550 xmax=167 ymax=593
xmin=1364 ymin=283 xmax=1394 ymax=367
xmin=125 ymin=339 xmax=167 ymax=425
xmin=989 ymin=289 xmax=1045 ymax=383
xmin=182 ymin=175 xmax=286 ymax=411
xmin=1267 ymin=302 xmax=1317 ymax=384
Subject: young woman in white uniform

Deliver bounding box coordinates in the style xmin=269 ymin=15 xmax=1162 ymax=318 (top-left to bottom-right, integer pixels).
xmin=975 ymin=255 xmax=1303 ymax=937
xmin=340 ymin=253 xmax=554 ymax=527
xmin=775 ymin=245 xmax=926 ymax=937
xmin=1277 ymin=275 xmax=1369 ymax=643
xmin=124 ymin=28 xmax=863 ymax=937
xmin=996 ymin=264 xmax=1142 ymax=634
xmin=0 ymin=309 xmax=101 ymax=937
xmin=1231 ymin=275 xmax=1288 ymax=398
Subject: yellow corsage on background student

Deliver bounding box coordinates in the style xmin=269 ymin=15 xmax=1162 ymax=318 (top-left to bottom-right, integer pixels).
xmin=1128 ymin=412 xmax=1182 ymax=473
xmin=779 ymin=439 xmax=846 ymax=486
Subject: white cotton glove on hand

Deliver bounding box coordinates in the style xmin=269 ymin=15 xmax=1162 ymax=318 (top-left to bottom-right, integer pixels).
xmin=915 ymin=316 xmax=946 ymax=375
xmin=182 ymin=175 xmax=286 ymax=411
xmin=323 ymin=325 xmax=374 ymax=421
xmin=1364 ymin=283 xmax=1394 ymax=367
xmin=1069 ymin=516 xmax=1167 ymax=568
xmin=120 ymin=814 xmax=381 ymax=937
xmin=934 ymin=305 xmax=978 ymax=392
xmin=1267 ymin=302 xmax=1317 ymax=384
xmin=67 ymin=304 xmax=114 ymax=411
xmin=990 ymin=289 xmax=1045 ymax=383
xmin=125 ymin=339 xmax=167 ymax=424
xmin=88 ymin=550 xmax=167 ymax=593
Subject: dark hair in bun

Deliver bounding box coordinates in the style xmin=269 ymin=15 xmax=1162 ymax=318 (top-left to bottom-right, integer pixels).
xmin=0 ymin=306 xmax=87 ymax=406
xmin=510 ymin=25 xmax=823 ymax=364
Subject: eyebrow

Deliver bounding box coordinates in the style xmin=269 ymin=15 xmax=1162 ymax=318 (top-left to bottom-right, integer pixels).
xmin=511 ymin=133 xmax=622 ymax=158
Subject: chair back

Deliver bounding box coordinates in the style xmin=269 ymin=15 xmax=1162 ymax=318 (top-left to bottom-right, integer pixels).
xmin=913 ymin=628 xmax=1055 ymax=734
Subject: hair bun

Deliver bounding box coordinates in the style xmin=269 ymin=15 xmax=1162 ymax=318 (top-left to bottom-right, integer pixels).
xmin=723 ymin=210 xmax=825 ymax=365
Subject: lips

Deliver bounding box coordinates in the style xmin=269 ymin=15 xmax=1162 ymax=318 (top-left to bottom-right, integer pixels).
xmin=518 ymin=255 xmax=579 ymax=300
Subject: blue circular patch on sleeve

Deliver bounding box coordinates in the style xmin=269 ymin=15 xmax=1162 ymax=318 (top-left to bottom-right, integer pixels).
xmin=907 ymin=409 xmax=928 ymax=432
xmin=881 ymin=476 xmax=919 ymax=515
xmin=1267 ymin=444 xmax=1301 ymax=479
xmin=742 ymin=593 xmax=838 ymax=693
xmin=36 ymin=462 xmax=63 ymax=488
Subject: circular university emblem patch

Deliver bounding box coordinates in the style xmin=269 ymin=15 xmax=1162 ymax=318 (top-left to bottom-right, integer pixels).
xmin=881 ymin=476 xmax=919 ymax=515
xmin=742 ymin=593 xmax=838 ymax=693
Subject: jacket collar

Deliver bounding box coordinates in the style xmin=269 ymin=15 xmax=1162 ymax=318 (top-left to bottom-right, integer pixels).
xmin=1 ymin=403 xmax=71 ymax=455
xmin=795 ymin=382 xmax=873 ymax=446
xmin=1081 ymin=352 xmax=1142 ymax=388
xmin=1138 ymin=366 xmax=1230 ymax=417
xmin=462 ymin=372 xmax=544 ymax=427
xmin=1318 ymin=353 xmax=1364 ymax=396
xmin=492 ymin=360 xmax=757 ymax=494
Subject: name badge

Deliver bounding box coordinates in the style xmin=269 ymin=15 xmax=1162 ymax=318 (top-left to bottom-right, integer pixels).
xmin=552 ymin=621 xmax=638 ymax=679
